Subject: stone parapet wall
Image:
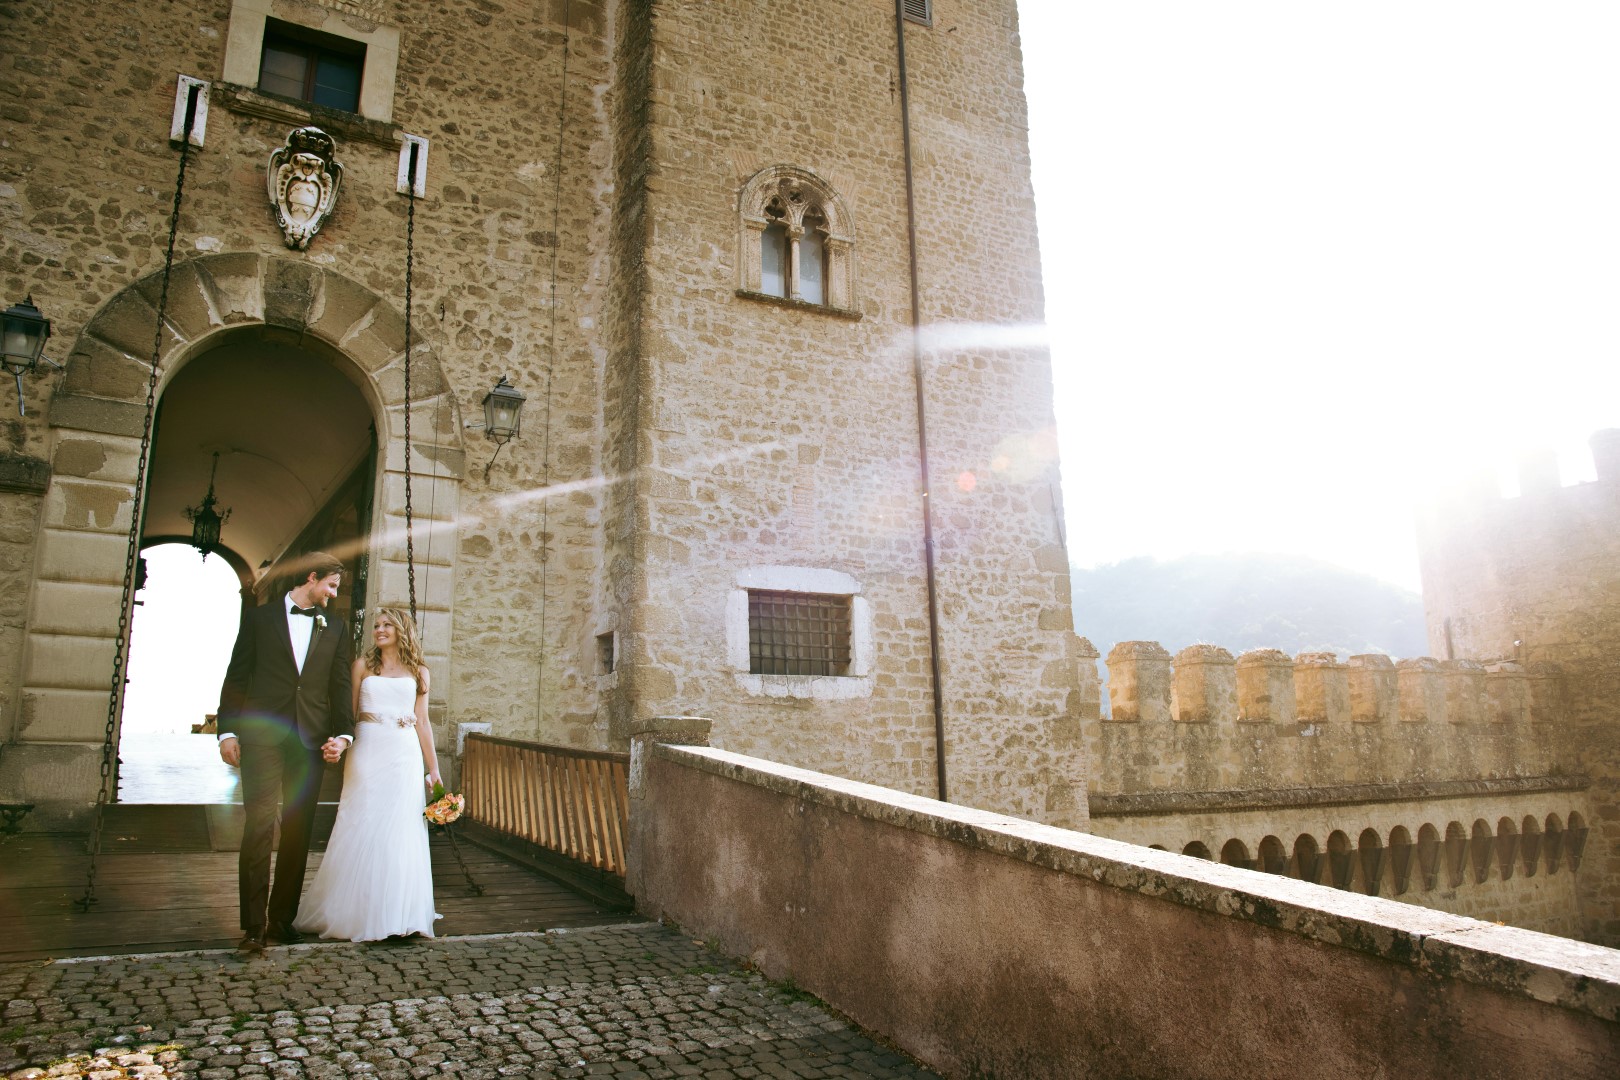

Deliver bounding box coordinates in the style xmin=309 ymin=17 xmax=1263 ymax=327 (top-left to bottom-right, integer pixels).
xmin=629 ymin=740 xmax=1620 ymax=1080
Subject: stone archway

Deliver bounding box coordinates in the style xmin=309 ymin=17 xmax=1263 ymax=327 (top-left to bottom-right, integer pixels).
xmin=3 ymin=253 xmax=462 ymax=820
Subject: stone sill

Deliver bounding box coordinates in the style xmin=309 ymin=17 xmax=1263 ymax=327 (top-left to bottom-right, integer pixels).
xmin=735 ymin=290 xmax=863 ymax=321
xmin=1090 ymin=773 xmax=1591 ymax=816
xmin=651 ymin=742 xmax=1620 ymax=1023
xmin=213 ymin=83 xmax=401 ymax=149
xmin=733 ymin=673 xmax=872 ymax=700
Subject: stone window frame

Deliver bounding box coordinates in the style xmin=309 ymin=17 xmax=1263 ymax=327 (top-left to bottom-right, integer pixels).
xmin=736 ymin=165 xmax=859 ymax=317
xmin=726 ymin=566 xmax=872 ymax=700
xmin=221 ymin=0 xmax=402 ymax=125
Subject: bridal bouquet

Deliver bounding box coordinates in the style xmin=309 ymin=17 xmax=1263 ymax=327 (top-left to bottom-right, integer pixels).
xmin=424 ymin=781 xmax=465 ymax=826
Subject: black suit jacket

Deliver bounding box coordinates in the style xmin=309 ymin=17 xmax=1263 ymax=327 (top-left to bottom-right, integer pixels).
xmin=217 ymin=596 xmax=356 ymax=749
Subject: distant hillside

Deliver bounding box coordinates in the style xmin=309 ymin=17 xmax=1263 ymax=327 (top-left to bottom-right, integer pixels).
xmin=1070 ymin=553 xmax=1429 ymax=660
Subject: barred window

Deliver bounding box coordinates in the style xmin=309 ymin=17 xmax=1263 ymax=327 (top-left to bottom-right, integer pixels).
xmin=748 ymin=590 xmax=852 ymax=676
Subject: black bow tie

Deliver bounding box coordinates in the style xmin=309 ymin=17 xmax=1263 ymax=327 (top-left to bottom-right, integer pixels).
xmin=291 ymin=606 xmax=318 ymax=617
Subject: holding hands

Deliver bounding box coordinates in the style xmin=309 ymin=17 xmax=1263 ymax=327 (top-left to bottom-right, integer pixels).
xmin=322 ymin=737 xmax=348 ymax=764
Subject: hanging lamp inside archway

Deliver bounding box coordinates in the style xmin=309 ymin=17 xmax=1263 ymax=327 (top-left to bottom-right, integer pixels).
xmin=184 ymin=450 xmax=231 ymax=560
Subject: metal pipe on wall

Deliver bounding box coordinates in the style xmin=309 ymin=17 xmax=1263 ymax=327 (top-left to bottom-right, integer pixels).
xmin=893 ymin=0 xmax=949 ymax=803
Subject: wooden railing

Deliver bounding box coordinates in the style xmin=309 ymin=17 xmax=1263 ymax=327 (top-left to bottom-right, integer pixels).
xmin=461 ymin=734 xmax=631 ymax=877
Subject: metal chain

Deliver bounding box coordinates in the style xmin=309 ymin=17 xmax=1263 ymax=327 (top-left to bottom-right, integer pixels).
xmin=399 ymin=159 xmax=478 ymax=895
xmin=76 ymin=97 xmax=197 ymax=911
xmin=402 ymin=178 xmax=417 ymax=628
xmin=437 ymin=821 xmax=485 ymax=895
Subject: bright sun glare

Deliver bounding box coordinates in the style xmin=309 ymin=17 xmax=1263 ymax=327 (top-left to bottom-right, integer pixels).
xmin=124 ymin=544 xmax=244 ymax=736
xmin=1022 ymin=1 xmax=1620 ymax=591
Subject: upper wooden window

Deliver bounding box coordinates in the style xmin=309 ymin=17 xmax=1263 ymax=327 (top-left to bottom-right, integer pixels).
xmin=223 ymin=1 xmax=402 ymax=124
xmin=258 ymin=20 xmax=365 ymax=113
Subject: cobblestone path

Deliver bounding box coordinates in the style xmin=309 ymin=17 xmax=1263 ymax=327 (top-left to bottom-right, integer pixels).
xmin=1 ymin=923 xmax=938 ymax=1080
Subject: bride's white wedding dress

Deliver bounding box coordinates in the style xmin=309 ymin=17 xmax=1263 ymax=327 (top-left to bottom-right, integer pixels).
xmin=294 ymin=674 xmax=440 ymax=941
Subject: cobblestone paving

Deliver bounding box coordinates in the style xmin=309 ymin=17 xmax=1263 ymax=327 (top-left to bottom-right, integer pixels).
xmin=0 ymin=923 xmax=938 ymax=1080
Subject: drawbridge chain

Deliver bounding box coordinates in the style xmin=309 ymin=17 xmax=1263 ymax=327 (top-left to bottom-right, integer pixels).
xmin=402 ymin=148 xmax=418 ymax=628
xmin=400 ymin=147 xmax=479 ymax=895
xmin=76 ymin=85 xmax=201 ymax=912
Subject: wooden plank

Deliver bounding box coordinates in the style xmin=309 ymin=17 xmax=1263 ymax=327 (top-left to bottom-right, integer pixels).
xmin=539 ymin=750 xmax=561 ymax=851
xmin=606 ymin=760 xmax=630 ymax=874
xmin=567 ymin=756 xmax=592 ymax=866
xmin=587 ymin=758 xmax=610 ymax=869
xmin=515 ymin=748 xmax=534 ymax=848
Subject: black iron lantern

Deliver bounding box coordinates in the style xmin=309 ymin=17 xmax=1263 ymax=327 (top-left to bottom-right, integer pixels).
xmin=184 ymin=451 xmax=232 ymax=560
xmin=482 ymin=374 xmax=526 ymax=443
xmin=480 ymin=375 xmax=526 ymax=478
xmin=1 ymin=295 xmax=57 ymax=416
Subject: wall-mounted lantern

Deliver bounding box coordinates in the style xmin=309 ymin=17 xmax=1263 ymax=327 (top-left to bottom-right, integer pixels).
xmin=1 ymin=296 xmax=62 ymax=416
xmin=184 ymin=451 xmax=232 ymax=560
xmin=480 ymin=375 xmax=526 ymax=478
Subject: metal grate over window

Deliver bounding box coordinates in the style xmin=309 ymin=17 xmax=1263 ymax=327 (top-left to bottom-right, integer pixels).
xmin=748 ymin=590 xmax=852 ymax=676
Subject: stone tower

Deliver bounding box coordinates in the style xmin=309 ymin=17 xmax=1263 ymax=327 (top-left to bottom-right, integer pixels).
xmin=0 ymin=1 xmax=1087 ymax=828
xmin=1418 ymin=429 xmax=1620 ymax=944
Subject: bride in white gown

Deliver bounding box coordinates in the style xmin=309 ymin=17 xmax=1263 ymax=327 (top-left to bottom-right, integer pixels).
xmin=295 ymin=607 xmax=441 ymax=941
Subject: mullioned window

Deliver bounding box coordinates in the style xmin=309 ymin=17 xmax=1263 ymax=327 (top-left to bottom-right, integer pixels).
xmin=737 ymin=166 xmax=857 ymax=315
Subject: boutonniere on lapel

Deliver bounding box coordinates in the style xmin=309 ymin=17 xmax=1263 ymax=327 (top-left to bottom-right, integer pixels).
xmin=313 ymin=612 xmax=327 ymax=632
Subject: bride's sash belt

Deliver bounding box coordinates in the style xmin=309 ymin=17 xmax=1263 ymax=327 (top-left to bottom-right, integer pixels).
xmin=358 ymin=712 xmax=416 ymax=728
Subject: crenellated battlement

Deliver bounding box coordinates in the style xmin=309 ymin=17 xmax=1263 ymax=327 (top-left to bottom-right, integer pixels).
xmin=1079 ymin=638 xmax=1572 ymax=801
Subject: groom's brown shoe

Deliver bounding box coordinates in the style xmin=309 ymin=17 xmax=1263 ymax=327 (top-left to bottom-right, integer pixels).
xmin=237 ymin=932 xmax=265 ymax=954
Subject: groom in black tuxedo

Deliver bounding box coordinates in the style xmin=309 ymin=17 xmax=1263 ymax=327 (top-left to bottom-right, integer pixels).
xmin=216 ymin=551 xmax=355 ymax=952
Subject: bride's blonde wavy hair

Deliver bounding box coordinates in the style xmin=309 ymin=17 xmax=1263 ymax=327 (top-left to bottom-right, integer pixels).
xmin=365 ymin=606 xmax=426 ymax=694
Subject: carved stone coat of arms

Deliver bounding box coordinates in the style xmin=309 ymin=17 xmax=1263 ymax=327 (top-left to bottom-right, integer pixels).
xmin=268 ymin=127 xmax=344 ymax=250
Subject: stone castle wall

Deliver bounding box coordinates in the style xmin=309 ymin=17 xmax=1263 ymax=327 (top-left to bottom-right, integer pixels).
xmin=1418 ymin=430 xmax=1620 ymax=944
xmin=0 ymin=0 xmax=621 ymax=814
xmin=1 ymin=1 xmax=1085 ymax=829
xmin=606 ymin=0 xmax=1086 ymax=823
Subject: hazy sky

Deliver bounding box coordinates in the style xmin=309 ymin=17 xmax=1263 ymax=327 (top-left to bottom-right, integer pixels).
xmin=1019 ymin=1 xmax=1620 ymax=590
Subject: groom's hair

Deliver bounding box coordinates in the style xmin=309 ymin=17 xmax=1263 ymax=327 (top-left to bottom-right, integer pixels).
xmin=287 ymin=550 xmax=344 ymax=585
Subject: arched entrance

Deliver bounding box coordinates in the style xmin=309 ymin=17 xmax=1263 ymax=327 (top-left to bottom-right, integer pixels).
xmin=1 ymin=254 xmax=464 ymax=819
xmin=120 ymin=331 xmax=377 ymax=800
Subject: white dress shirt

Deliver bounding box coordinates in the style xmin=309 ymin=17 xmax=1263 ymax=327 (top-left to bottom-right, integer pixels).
xmin=285 ymin=591 xmax=316 ymax=672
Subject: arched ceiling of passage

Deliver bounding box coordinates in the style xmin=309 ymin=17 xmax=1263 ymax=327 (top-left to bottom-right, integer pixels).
xmin=142 ymin=337 xmax=374 ymax=576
